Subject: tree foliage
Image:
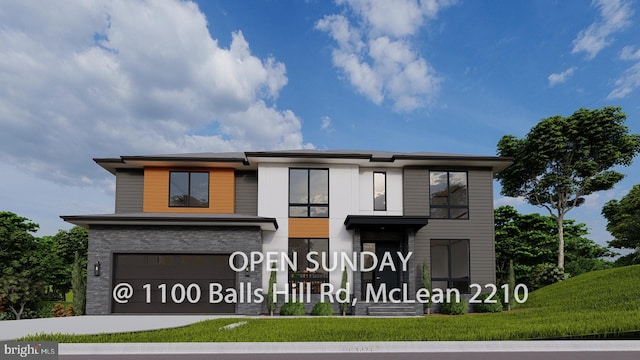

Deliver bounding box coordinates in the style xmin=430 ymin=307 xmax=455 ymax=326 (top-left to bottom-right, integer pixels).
xmin=339 ymin=267 xmax=349 ymax=316
xmin=266 ymin=270 xmax=276 ymax=316
xmin=0 ymin=211 xmax=47 ymax=319
xmin=422 ymin=259 xmax=431 ymax=314
xmin=496 ymin=106 xmax=640 ymax=269
xmin=494 ymin=205 xmax=612 ymax=287
xmin=1 ymin=212 xmax=89 ymax=319
xmin=40 ymin=227 xmax=88 ymax=300
xmin=72 ymin=251 xmax=86 ymax=315
xmin=602 ymin=184 xmax=640 ymax=264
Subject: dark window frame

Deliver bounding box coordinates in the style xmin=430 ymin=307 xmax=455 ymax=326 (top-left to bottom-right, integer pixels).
xmin=288 ymin=168 xmax=329 ymax=218
xmin=430 ymin=239 xmax=471 ymax=293
xmin=373 ymin=171 xmax=387 ymax=211
xmin=429 ymin=170 xmax=469 ymax=219
xmin=288 ymin=238 xmax=330 ymax=294
xmin=169 ymin=171 xmax=210 ymax=208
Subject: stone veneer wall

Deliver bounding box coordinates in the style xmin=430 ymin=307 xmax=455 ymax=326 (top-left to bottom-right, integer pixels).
xmin=86 ymin=225 xmax=263 ymax=315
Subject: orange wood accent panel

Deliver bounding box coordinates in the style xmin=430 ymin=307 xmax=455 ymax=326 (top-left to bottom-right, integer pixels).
xmin=210 ymin=168 xmax=234 ymax=214
xmin=143 ymin=167 xmax=235 ymax=214
xmin=288 ymin=218 xmax=330 ymax=238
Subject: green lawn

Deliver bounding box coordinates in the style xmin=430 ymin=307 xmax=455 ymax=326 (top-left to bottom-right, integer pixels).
xmin=21 ymin=265 xmax=640 ymax=342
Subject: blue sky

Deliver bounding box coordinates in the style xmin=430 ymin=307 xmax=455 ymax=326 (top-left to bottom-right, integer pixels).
xmin=1 ymin=0 xmax=639 ymax=251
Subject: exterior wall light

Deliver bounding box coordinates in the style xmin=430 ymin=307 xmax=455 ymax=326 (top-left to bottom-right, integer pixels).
xmin=94 ymin=261 xmax=101 ymax=276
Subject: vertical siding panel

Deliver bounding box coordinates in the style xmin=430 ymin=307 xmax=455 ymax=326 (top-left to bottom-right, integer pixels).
xmin=143 ymin=167 xmax=167 ymax=212
xmin=403 ymin=168 xmax=429 ymax=216
xmin=235 ymin=171 xmax=258 ymax=215
xmin=115 ymin=170 xmax=144 ymax=213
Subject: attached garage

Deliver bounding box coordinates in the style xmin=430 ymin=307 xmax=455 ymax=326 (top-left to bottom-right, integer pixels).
xmin=61 ymin=215 xmax=277 ymax=315
xmin=111 ymin=253 xmax=236 ymax=313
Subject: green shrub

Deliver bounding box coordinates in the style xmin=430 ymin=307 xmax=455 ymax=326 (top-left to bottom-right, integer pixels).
xmin=0 ymin=311 xmax=15 ymax=320
xmin=473 ymin=293 xmax=503 ymax=313
xmin=311 ymin=301 xmax=333 ymax=316
xmin=531 ymin=263 xmax=566 ymax=290
xmin=279 ymin=301 xmax=305 ymax=316
xmin=565 ymin=258 xmax=610 ymax=277
xmin=439 ymin=297 xmax=467 ymax=315
xmin=36 ymin=302 xmax=60 ymax=318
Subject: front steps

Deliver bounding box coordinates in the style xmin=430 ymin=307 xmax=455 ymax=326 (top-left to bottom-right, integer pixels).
xmin=355 ymin=302 xmax=423 ymax=316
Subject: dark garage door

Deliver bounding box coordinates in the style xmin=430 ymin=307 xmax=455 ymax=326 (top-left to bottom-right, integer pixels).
xmin=112 ymin=254 xmax=236 ymax=314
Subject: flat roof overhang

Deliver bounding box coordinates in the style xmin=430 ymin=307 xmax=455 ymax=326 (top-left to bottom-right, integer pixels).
xmin=94 ymin=150 xmax=513 ymax=175
xmin=61 ymin=213 xmax=278 ymax=231
xmin=344 ymin=215 xmax=429 ymax=231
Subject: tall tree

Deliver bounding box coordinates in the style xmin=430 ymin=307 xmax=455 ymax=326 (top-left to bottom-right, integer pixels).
xmin=497 ymin=106 xmax=640 ymax=269
xmin=602 ymin=184 xmax=640 ymax=264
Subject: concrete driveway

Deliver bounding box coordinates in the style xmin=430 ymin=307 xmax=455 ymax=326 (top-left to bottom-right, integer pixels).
xmin=0 ymin=315 xmax=229 ymax=341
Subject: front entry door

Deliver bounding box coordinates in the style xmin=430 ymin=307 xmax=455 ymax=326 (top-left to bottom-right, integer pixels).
xmin=375 ymin=242 xmax=400 ymax=291
xmin=362 ymin=242 xmax=401 ymax=294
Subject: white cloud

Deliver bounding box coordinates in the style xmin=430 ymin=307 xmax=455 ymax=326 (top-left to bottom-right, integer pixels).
xmin=620 ymin=45 xmax=640 ymax=60
xmin=571 ymin=0 xmax=633 ymax=59
xmin=0 ymin=0 xmax=311 ymax=187
xmin=607 ymin=62 xmax=640 ymax=99
xmin=548 ymin=67 xmax=577 ymax=86
xmin=317 ymin=0 xmax=455 ymax=112
xmin=607 ymin=45 xmax=640 ymax=99
xmin=320 ymin=116 xmax=335 ymax=133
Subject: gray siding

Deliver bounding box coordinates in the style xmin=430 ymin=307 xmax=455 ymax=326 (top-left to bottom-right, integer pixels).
xmin=403 ymin=168 xmax=429 ymax=216
xmin=235 ymin=170 xmax=258 ymax=215
xmin=115 ymin=169 xmax=144 ymax=213
xmin=86 ymin=225 xmax=263 ymax=315
xmin=404 ymin=168 xmax=496 ymax=288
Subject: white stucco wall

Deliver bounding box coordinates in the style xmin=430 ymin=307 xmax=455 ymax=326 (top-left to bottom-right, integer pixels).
xmin=256 ymin=163 xmax=405 ymax=293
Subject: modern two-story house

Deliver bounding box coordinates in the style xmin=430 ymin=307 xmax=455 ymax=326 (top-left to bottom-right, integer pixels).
xmin=62 ymin=150 xmax=512 ymax=315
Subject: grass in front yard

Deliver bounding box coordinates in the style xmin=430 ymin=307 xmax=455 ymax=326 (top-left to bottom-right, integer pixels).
xmin=20 ymin=265 xmax=640 ymax=342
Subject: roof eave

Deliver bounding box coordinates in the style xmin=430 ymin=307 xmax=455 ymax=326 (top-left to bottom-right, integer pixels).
xmin=60 ymin=214 xmax=279 ymax=231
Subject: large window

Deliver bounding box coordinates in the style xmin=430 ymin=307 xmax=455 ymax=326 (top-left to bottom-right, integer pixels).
xmin=169 ymin=171 xmax=209 ymax=207
xmin=429 ymin=171 xmax=468 ymax=219
xmin=374 ymin=172 xmax=386 ymax=211
xmin=431 ymin=239 xmax=470 ymax=292
xmin=288 ymin=238 xmax=329 ymax=294
xmin=289 ymin=168 xmax=329 ymax=217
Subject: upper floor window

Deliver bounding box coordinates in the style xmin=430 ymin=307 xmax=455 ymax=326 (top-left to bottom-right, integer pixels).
xmin=169 ymin=171 xmax=209 ymax=207
xmin=289 ymin=168 xmax=329 ymax=217
xmin=373 ymin=172 xmax=386 ymax=211
xmin=429 ymin=171 xmax=468 ymax=219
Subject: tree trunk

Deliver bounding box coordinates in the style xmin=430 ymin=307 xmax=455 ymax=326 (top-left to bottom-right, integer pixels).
xmin=10 ymin=303 xmax=25 ymax=320
xmin=557 ymin=216 xmax=565 ymax=270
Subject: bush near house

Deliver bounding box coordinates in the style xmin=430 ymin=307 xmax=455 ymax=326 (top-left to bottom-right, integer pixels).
xmin=279 ymin=301 xmax=305 ymax=316
xmin=473 ymin=293 xmax=503 ymax=313
xmin=311 ymin=302 xmax=333 ymax=316
xmin=439 ymin=297 xmax=467 ymax=315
